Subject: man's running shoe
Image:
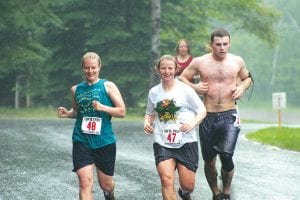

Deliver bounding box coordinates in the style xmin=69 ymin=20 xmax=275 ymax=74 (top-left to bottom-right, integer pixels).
xmin=104 ymin=191 xmax=116 ymax=200
xmin=221 ymin=193 xmax=230 ymax=200
xmin=213 ymin=193 xmax=222 ymax=200
xmin=178 ymin=188 xmax=191 ymax=200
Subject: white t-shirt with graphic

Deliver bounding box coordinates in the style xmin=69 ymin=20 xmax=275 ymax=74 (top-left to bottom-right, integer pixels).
xmin=146 ymin=80 xmax=205 ymax=148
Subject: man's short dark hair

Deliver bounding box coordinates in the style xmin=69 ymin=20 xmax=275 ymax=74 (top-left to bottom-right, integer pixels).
xmin=210 ymin=28 xmax=230 ymax=42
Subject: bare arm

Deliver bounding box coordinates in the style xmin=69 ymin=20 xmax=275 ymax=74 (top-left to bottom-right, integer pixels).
xmin=179 ymin=59 xmax=208 ymax=94
xmin=178 ymin=59 xmax=198 ymax=88
xmin=57 ymin=86 xmax=78 ymax=118
xmin=231 ymin=57 xmax=253 ymax=100
xmin=92 ymin=81 xmax=126 ymax=118
xmin=143 ymin=114 xmax=155 ymax=135
xmin=180 ymin=109 xmax=207 ymax=133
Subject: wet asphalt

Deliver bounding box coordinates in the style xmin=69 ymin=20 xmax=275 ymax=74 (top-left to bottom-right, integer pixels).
xmin=0 ymin=118 xmax=299 ymax=200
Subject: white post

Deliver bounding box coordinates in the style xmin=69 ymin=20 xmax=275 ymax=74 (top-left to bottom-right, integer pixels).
xmin=272 ymin=92 xmax=286 ymax=127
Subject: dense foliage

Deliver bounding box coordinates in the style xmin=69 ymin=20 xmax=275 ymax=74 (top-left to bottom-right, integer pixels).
xmin=2 ymin=0 xmax=297 ymax=110
xmin=231 ymin=0 xmax=300 ymax=105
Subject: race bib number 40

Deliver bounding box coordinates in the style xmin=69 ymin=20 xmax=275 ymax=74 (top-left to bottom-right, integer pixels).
xmin=81 ymin=117 xmax=102 ymax=135
xmin=163 ymin=129 xmax=182 ymax=144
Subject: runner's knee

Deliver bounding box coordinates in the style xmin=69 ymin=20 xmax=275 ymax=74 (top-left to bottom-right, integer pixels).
xmin=158 ymin=171 xmax=175 ymax=188
xmin=220 ymin=153 xmax=234 ymax=172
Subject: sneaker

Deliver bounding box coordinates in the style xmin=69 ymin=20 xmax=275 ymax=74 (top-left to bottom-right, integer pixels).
xmin=221 ymin=193 xmax=230 ymax=200
xmin=104 ymin=191 xmax=116 ymax=200
xmin=212 ymin=193 xmax=222 ymax=200
xmin=178 ymin=188 xmax=192 ymax=200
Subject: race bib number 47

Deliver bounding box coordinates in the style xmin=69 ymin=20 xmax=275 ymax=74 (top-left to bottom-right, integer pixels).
xmin=81 ymin=117 xmax=102 ymax=135
xmin=163 ymin=129 xmax=182 ymax=144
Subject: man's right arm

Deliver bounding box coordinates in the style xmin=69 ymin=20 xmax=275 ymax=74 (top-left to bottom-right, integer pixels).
xmin=179 ymin=59 xmax=208 ymax=95
xmin=178 ymin=59 xmax=198 ymax=89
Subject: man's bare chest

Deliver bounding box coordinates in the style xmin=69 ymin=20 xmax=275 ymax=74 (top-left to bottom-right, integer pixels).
xmin=200 ymin=66 xmax=237 ymax=82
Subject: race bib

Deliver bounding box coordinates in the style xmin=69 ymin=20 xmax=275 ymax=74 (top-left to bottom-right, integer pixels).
xmin=233 ymin=113 xmax=241 ymax=128
xmin=163 ymin=129 xmax=183 ymax=144
xmin=81 ymin=117 xmax=102 ymax=135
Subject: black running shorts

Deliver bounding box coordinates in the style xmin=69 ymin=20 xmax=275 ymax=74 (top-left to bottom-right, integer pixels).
xmin=72 ymin=142 xmax=116 ymax=176
xmin=199 ymin=109 xmax=240 ymax=161
xmin=153 ymin=142 xmax=199 ymax=172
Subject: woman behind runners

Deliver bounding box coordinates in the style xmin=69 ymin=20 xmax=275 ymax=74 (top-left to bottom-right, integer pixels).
xmin=175 ymin=39 xmax=193 ymax=77
xmin=143 ymin=55 xmax=206 ymax=200
xmin=58 ymin=52 xmax=126 ymax=200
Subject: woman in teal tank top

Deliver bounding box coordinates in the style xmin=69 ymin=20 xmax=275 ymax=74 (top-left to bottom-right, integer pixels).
xmin=73 ymin=79 xmax=116 ymax=149
xmin=57 ymin=52 xmax=126 ymax=200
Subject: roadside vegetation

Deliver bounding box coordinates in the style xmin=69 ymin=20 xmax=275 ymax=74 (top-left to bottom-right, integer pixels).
xmin=2 ymin=107 xmax=299 ymax=152
xmin=0 ymin=107 xmax=144 ymax=121
xmin=0 ymin=107 xmax=57 ymax=120
xmin=246 ymin=127 xmax=300 ymax=152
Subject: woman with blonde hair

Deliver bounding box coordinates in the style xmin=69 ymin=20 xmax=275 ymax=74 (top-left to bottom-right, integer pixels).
xmin=58 ymin=52 xmax=126 ymax=200
xmin=144 ymin=55 xmax=206 ymax=200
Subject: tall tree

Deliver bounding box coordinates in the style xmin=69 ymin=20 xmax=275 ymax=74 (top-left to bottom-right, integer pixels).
xmin=232 ymin=0 xmax=300 ymax=106
xmin=0 ymin=0 xmax=62 ymax=107
xmin=0 ymin=0 xmax=283 ymax=108
xmin=45 ymin=0 xmax=151 ymax=107
xmin=160 ymin=0 xmax=279 ymax=55
xmin=150 ymin=0 xmax=161 ymax=87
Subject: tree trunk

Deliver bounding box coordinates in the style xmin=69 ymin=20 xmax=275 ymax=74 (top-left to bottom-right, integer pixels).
xmin=271 ymin=45 xmax=279 ymax=86
xmin=287 ymin=12 xmax=300 ymax=34
xmin=15 ymin=76 xmax=21 ymax=109
xmin=150 ymin=0 xmax=161 ymax=88
xmin=26 ymin=65 xmax=32 ymax=108
xmin=26 ymin=79 xmax=31 ymax=108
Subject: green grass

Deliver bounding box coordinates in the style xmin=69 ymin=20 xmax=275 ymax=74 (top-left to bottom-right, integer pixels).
xmin=242 ymin=119 xmax=273 ymax=124
xmin=246 ymin=127 xmax=300 ymax=152
xmin=0 ymin=107 xmax=58 ymax=119
xmin=2 ymin=107 xmax=299 ymax=152
xmin=0 ymin=107 xmax=144 ymax=121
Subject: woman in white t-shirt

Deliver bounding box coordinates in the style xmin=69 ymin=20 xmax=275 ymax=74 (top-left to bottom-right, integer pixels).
xmin=144 ymin=55 xmax=206 ymax=200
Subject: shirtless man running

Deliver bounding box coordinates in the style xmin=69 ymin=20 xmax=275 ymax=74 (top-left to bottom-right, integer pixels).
xmin=179 ymin=28 xmax=252 ymax=200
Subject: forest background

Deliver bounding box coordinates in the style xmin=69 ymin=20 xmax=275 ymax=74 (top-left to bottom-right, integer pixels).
xmin=0 ymin=0 xmax=299 ymax=115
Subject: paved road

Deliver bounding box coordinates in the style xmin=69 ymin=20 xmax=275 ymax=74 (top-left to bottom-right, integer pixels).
xmin=0 ymin=120 xmax=299 ymax=200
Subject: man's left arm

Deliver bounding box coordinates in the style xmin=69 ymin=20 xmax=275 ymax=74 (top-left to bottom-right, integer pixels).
xmin=232 ymin=57 xmax=253 ymax=100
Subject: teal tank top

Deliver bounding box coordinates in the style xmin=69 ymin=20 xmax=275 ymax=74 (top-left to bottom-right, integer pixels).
xmin=72 ymin=79 xmax=116 ymax=149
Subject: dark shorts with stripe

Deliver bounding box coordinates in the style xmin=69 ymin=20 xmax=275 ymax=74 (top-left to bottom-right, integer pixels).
xmin=199 ymin=109 xmax=240 ymax=161
xmin=153 ymin=142 xmax=199 ymax=172
xmin=72 ymin=142 xmax=116 ymax=176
